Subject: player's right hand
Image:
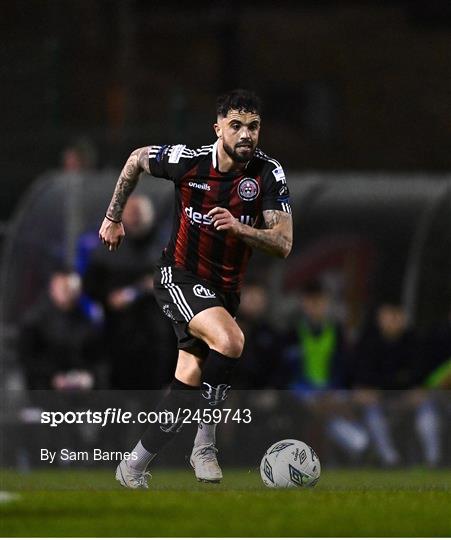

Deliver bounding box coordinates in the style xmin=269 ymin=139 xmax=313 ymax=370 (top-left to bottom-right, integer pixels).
xmin=99 ymin=217 xmax=125 ymax=251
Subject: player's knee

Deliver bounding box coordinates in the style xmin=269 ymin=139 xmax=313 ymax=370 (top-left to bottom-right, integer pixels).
xmin=212 ymin=328 xmax=244 ymax=358
xmin=235 ymin=329 xmax=245 ymax=356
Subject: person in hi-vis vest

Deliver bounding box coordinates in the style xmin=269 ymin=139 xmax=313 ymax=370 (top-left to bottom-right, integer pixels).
xmin=283 ymin=280 xmax=369 ymax=460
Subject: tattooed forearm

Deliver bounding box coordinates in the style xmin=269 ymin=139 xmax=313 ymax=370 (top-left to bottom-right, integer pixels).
xmin=263 ymin=210 xmax=282 ymax=229
xmin=106 ymin=147 xmax=150 ymax=221
xmin=236 ymin=210 xmax=293 ymax=258
xmin=106 ymin=175 xmax=137 ymax=222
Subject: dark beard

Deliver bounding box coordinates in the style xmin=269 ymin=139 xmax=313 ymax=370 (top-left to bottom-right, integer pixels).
xmin=223 ymin=141 xmax=255 ymax=163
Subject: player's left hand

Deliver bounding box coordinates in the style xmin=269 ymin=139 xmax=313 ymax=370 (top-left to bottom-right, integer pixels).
xmin=208 ymin=207 xmax=241 ymax=234
xmin=99 ymin=217 xmax=125 ymax=251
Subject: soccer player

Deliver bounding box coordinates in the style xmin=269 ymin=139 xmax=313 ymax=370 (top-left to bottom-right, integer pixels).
xmin=99 ymin=89 xmax=293 ymax=488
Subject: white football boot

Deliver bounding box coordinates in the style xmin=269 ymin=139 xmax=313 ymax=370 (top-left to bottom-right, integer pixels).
xmin=115 ymin=459 xmax=151 ymax=489
xmin=190 ymin=443 xmax=223 ymax=483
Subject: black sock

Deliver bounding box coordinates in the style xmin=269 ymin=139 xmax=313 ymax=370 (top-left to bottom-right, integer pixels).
xmin=193 ymin=350 xmax=239 ymax=447
xmin=140 ymin=378 xmax=199 ymax=454
xmin=200 ymin=349 xmax=239 ymax=408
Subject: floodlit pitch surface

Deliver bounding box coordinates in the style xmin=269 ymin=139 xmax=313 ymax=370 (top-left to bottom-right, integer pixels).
xmin=1 ymin=468 xmax=450 ymax=536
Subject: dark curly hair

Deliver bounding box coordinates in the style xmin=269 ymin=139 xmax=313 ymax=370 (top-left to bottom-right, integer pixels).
xmin=216 ymin=89 xmax=262 ymax=118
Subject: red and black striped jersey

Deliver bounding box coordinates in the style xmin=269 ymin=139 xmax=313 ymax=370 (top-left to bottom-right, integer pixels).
xmin=148 ymin=141 xmax=292 ymax=293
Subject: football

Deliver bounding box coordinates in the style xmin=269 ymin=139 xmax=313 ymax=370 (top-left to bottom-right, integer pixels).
xmin=260 ymin=439 xmax=321 ymax=488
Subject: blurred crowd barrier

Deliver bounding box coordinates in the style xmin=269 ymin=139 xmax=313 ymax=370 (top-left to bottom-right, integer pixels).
xmin=0 ymin=169 xmax=450 ymax=468
xmin=1 ymin=390 xmax=450 ymax=470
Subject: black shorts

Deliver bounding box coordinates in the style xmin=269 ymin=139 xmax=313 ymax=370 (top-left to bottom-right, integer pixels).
xmin=154 ymin=265 xmax=240 ymax=357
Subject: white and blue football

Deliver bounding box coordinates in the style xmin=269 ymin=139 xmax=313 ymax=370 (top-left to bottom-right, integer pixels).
xmin=260 ymin=439 xmax=320 ymax=488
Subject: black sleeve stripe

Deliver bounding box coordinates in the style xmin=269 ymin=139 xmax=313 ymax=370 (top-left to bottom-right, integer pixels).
xmin=181 ymin=145 xmax=214 ymax=158
xmin=149 ymin=144 xmax=214 ymax=161
xmin=255 ymin=148 xmax=283 ymax=170
xmin=149 ymin=145 xmax=164 ymax=156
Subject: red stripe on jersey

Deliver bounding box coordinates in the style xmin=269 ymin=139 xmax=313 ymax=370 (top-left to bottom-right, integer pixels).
xmin=173 ymin=165 xmax=199 ymax=267
xmin=195 ymin=168 xmax=221 ymax=282
xmin=173 ymin=207 xmax=190 ymax=267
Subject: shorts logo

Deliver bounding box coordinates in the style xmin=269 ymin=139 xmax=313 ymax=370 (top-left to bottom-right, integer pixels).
xmin=193 ymin=284 xmax=216 ymax=299
xmin=162 ymin=304 xmax=176 ymax=321
xmin=238 ymin=178 xmax=260 ymax=201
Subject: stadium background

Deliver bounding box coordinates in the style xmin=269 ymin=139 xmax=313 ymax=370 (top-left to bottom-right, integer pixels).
xmin=1 ymin=1 xmax=451 ymax=536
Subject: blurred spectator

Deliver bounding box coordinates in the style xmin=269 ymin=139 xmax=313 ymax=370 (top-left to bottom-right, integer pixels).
xmin=18 ymin=270 xmax=101 ymax=390
xmin=423 ymin=307 xmax=451 ymax=390
xmin=233 ymin=283 xmax=286 ymax=388
xmin=284 ymin=281 xmax=348 ymax=390
xmin=283 ymin=281 xmax=368 ymax=460
xmin=352 ymin=303 xmax=424 ymax=389
xmin=351 ymin=303 xmax=442 ymax=466
xmin=61 ymin=137 xmax=97 ymax=172
xmin=83 ymin=194 xmax=177 ymax=389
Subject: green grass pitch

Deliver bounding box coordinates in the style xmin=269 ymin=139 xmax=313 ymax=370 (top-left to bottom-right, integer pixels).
xmin=1 ymin=468 xmax=450 ymax=537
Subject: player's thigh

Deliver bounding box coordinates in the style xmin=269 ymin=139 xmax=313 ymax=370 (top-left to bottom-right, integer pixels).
xmin=188 ymin=306 xmax=244 ymax=357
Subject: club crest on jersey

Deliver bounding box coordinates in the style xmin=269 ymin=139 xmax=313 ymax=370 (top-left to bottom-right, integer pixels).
xmin=193 ymin=284 xmax=216 ymax=299
xmin=238 ymin=178 xmax=260 ymax=201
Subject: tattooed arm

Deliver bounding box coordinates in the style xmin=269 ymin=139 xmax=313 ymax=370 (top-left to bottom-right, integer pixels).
xmin=207 ymin=207 xmax=293 ymax=258
xmin=99 ymin=147 xmax=150 ymax=251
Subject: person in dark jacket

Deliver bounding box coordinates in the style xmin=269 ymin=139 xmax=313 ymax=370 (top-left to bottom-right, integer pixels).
xmin=233 ymin=283 xmax=286 ymax=389
xmin=83 ymin=195 xmax=177 ymax=389
xmin=351 ymin=303 xmax=442 ymax=466
xmin=19 ymin=270 xmax=100 ymax=390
